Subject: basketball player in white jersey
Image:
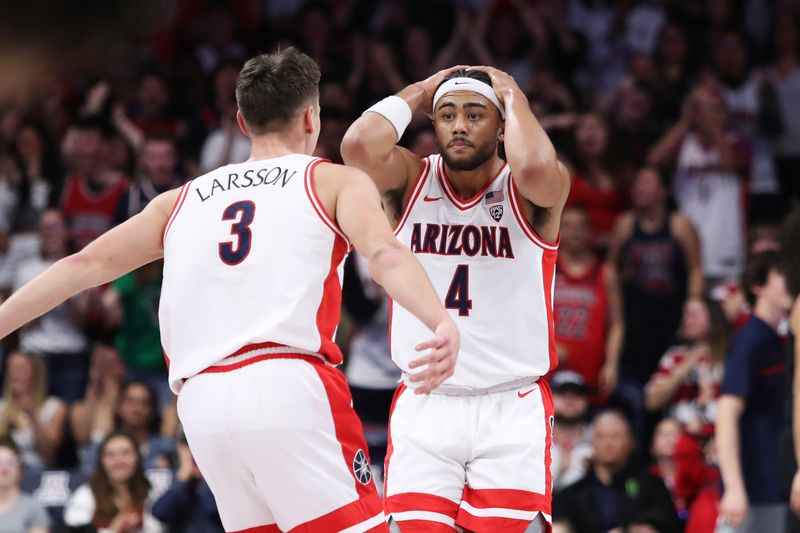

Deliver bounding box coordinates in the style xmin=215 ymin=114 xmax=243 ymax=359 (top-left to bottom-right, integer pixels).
xmin=341 ymin=66 xmax=570 ymax=532
xmin=0 ymin=48 xmax=459 ymax=533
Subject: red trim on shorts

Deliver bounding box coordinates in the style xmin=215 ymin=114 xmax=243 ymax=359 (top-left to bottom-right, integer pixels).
xmin=315 ymin=234 xmax=348 ymax=365
xmin=162 ymin=181 xmax=191 ymax=244
xmin=541 ymin=248 xmax=559 ymax=372
xmin=383 ymin=383 xmax=407 ymax=497
xmin=540 ymin=379 xmax=555 ymax=510
xmin=199 ymin=351 xmax=324 ymax=375
xmin=394 ymin=158 xmax=430 ymax=235
xmin=461 ymin=487 xmax=549 ymax=512
xmin=507 ymin=174 xmax=559 ymax=250
xmin=458 ymin=487 xmax=549 ymax=533
xmin=438 ymin=157 xmax=507 ymax=211
xmin=385 ymin=492 xmax=459 ymax=518
xmin=228 ymin=525 xmax=281 ymax=533
xmin=312 ymin=364 xmax=380 ymax=502
xmin=161 ymin=348 xmax=170 ymax=368
xmin=288 ymin=494 xmax=386 ymax=533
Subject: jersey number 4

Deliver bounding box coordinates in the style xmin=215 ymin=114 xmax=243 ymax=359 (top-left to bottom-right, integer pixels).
xmin=445 ymin=264 xmax=472 ymax=316
xmin=219 ymin=200 xmax=256 ymax=265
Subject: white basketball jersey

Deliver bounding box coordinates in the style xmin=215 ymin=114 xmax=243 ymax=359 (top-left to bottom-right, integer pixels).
xmin=391 ymin=154 xmax=558 ymax=390
xmin=160 ymin=154 xmax=349 ymax=393
xmin=673 ymin=132 xmax=745 ymax=280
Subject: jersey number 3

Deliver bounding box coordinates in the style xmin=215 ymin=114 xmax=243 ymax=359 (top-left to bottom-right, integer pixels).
xmin=445 ymin=264 xmax=472 ymax=316
xmin=219 ymin=201 xmax=256 ymax=265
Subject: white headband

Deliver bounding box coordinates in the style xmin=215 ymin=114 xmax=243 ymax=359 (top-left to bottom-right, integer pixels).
xmin=432 ymin=77 xmax=505 ymax=119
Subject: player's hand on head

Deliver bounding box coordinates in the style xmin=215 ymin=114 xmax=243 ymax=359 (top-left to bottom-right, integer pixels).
xmin=408 ymin=317 xmax=459 ymax=394
xmin=415 ymin=65 xmax=471 ymax=117
xmin=466 ymin=66 xmax=519 ymax=106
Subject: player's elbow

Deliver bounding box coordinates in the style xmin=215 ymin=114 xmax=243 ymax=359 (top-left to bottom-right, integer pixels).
xmin=61 ymin=250 xmax=105 ymax=288
xmin=516 ymin=164 xmax=569 ymax=209
xmin=340 ymin=128 xmax=372 ymax=167
xmin=366 ymin=240 xmax=406 ymax=283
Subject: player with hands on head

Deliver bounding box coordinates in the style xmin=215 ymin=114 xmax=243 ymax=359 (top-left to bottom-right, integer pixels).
xmin=0 ymin=47 xmax=458 ymax=533
xmin=342 ymin=63 xmax=569 ymax=532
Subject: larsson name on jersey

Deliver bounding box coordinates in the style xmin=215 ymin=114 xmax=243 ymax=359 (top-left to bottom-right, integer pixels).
xmin=195 ymin=165 xmax=297 ymax=202
xmin=409 ymin=222 xmax=515 ymax=258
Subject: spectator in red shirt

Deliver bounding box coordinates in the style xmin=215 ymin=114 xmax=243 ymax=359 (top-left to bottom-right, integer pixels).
xmin=554 ymin=205 xmax=623 ymax=401
xmin=59 ymin=119 xmax=129 ymax=250
xmin=566 ymin=112 xmax=627 ymax=249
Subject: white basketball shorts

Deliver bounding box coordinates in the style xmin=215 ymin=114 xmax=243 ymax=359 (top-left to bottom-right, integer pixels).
xmin=384 ymin=379 xmax=554 ymax=532
xmin=177 ymin=350 xmax=388 ymax=532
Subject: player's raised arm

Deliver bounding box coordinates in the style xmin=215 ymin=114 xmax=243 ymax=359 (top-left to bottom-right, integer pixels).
xmin=340 ymin=66 xmax=467 ymax=196
xmin=316 ymin=162 xmax=459 ymax=394
xmin=468 ymin=66 xmax=570 ymax=211
xmin=0 ymin=188 xmax=179 ymax=340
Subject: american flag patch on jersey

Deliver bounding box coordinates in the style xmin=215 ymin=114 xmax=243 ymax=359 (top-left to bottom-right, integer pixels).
xmin=484 ymin=190 xmax=504 ymax=204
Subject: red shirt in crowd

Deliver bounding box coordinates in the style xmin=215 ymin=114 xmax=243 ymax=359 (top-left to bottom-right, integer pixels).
xmin=566 ymin=175 xmax=626 ymax=245
xmin=553 ymin=256 xmax=608 ymax=393
xmin=61 ymin=174 xmax=130 ymax=250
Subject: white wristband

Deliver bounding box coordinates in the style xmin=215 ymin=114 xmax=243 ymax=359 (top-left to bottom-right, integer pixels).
xmin=363 ymin=95 xmax=413 ymax=142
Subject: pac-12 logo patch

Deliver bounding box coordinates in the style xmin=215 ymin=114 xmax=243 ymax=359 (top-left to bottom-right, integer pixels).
xmin=353 ymin=449 xmax=372 ymax=484
xmin=489 ymin=205 xmax=504 ymax=222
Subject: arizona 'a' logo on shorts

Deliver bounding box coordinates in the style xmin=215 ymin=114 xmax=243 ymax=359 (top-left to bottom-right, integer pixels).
xmin=353 ymin=449 xmax=372 ymax=484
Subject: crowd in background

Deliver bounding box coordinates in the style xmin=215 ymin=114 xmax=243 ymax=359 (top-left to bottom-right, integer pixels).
xmin=0 ymin=0 xmax=799 ymax=531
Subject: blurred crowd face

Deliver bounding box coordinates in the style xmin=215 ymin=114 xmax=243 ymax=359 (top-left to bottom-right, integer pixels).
xmin=714 ymin=32 xmax=748 ymax=82
xmin=0 ymin=445 xmax=22 ymax=489
xmin=489 ymin=11 xmax=522 ymax=58
xmin=574 ymin=113 xmax=607 ymax=160
xmin=91 ymin=344 xmax=125 ymax=383
xmin=404 ymin=27 xmax=432 ymax=67
xmin=774 ymin=12 xmax=798 ymax=56
xmin=214 ymin=64 xmax=239 ymax=109
xmin=559 ymin=207 xmax=591 ymax=255
xmin=708 ymin=0 xmax=734 ymax=29
xmin=657 ymin=24 xmax=687 ymax=66
xmin=630 ymin=167 xmax=665 ymax=210
xmin=4 ymin=352 xmax=34 ymax=397
xmin=138 ymin=74 xmax=170 ymax=119
xmin=101 ymin=435 xmax=139 ymax=485
xmin=651 ymin=418 xmax=681 ymax=461
xmin=118 ymin=383 xmax=154 ymax=431
xmin=554 ymin=388 xmax=588 ymax=425
xmin=69 ymin=127 xmax=104 ymax=178
xmin=139 ymin=139 xmax=177 ymax=187
xmin=39 ymin=209 xmax=68 ymax=257
xmin=592 ymin=413 xmax=633 ymax=470
xmin=434 ymin=92 xmax=502 ymax=172
xmin=320 ymin=82 xmax=350 ymax=117
xmin=679 ymin=298 xmax=711 ymax=341
xmin=615 ymin=84 xmax=652 ymax=127
xmin=16 ymin=125 xmax=43 ymax=162
xmin=299 ymin=6 xmax=330 ymax=50
xmin=761 ymin=269 xmax=794 ymax=312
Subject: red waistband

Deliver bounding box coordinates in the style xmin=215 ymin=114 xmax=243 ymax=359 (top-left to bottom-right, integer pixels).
xmin=199 ymin=342 xmax=326 ymax=375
